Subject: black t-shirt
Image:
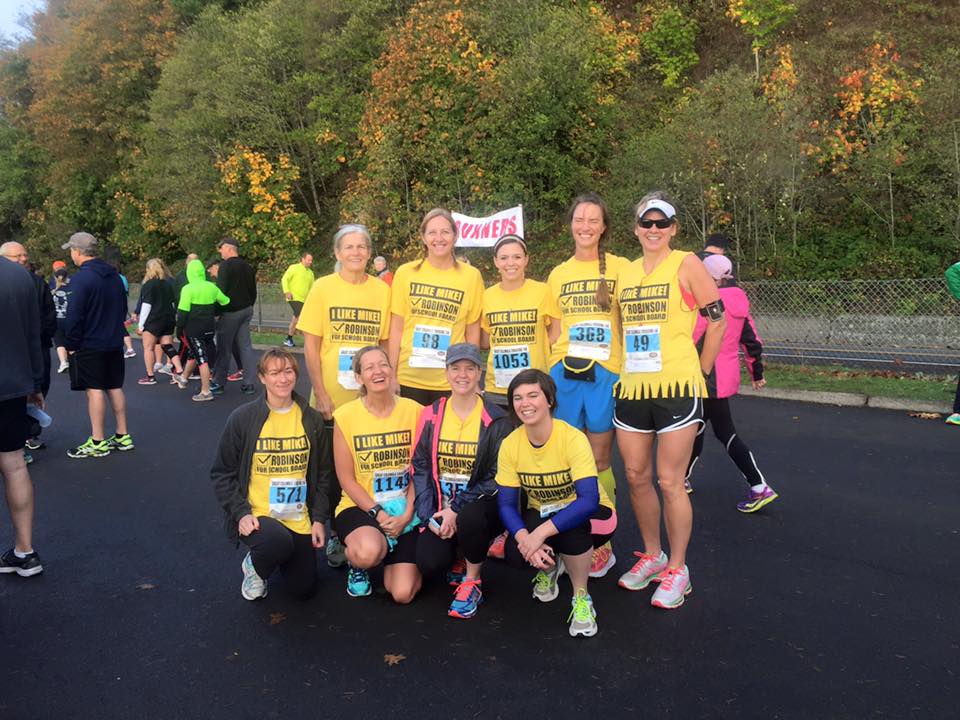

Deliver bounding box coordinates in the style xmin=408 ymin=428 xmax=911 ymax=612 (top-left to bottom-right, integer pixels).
xmin=217 ymin=257 xmax=257 ymax=312
xmin=141 ymin=278 xmax=176 ymax=327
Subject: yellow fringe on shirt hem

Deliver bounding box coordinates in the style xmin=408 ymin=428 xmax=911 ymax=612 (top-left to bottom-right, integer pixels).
xmin=614 ymin=377 xmax=709 ymax=401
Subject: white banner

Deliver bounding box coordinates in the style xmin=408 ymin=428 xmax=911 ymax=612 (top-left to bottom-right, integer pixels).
xmin=453 ymin=206 xmax=524 ymax=248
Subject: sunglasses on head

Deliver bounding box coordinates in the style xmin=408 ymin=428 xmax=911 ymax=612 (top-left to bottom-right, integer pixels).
xmin=637 ymin=218 xmax=674 ymax=229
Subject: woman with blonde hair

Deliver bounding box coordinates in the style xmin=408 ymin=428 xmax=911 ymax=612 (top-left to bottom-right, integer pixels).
xmin=136 ymin=258 xmax=186 ymax=387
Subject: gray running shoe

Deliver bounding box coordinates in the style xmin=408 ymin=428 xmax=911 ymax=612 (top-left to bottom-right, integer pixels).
xmin=568 ymin=588 xmax=597 ymax=637
xmin=531 ymin=557 xmax=565 ymax=602
xmin=241 ymin=553 xmax=267 ymax=600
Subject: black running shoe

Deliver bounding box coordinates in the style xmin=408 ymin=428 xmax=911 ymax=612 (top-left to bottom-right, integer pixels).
xmin=0 ymin=548 xmax=43 ymax=577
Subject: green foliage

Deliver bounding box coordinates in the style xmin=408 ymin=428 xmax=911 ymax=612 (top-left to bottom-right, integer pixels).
xmin=641 ymin=4 xmax=699 ymax=88
xmin=726 ymin=0 xmax=797 ymax=51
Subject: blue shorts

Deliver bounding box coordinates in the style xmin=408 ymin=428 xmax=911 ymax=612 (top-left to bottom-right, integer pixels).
xmin=549 ymin=361 xmax=618 ymax=434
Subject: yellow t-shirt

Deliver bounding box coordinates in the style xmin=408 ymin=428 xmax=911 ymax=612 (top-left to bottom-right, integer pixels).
xmin=391 ymin=260 xmax=484 ymax=391
xmin=333 ymin=396 xmax=423 ymax=515
xmin=481 ymin=280 xmax=552 ymax=394
xmin=497 ymin=419 xmax=613 ymax=514
xmin=436 ymin=398 xmax=482 ymax=507
xmin=614 ymin=250 xmax=708 ymax=400
xmin=297 ymin=273 xmax=391 ymax=409
xmin=247 ymin=403 xmax=312 ymax=534
xmin=545 ymin=254 xmax=629 ymax=374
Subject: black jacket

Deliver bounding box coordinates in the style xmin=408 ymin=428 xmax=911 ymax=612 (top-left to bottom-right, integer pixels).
xmin=412 ymin=395 xmax=513 ymax=523
xmin=0 ymin=259 xmax=43 ymax=401
xmin=210 ymin=391 xmax=333 ymax=544
xmin=61 ymin=258 xmax=127 ymax=351
xmin=31 ymin=272 xmax=57 ymax=347
xmin=217 ymin=256 xmax=257 ymax=313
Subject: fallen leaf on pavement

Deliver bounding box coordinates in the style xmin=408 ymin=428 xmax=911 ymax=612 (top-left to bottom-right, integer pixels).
xmin=269 ymin=613 xmax=287 ymax=625
xmin=384 ymin=654 xmax=406 ymax=666
xmin=136 ymin=583 xmax=156 ymax=590
xmin=908 ymin=412 xmax=940 ymax=419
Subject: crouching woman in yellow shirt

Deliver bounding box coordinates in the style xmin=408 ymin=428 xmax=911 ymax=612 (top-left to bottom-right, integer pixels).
xmin=497 ymin=369 xmax=618 ymax=638
xmin=332 ymin=346 xmax=423 ymax=603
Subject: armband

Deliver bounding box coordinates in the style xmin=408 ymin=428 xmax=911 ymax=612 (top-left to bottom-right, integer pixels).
xmin=699 ymin=299 xmax=725 ymax=321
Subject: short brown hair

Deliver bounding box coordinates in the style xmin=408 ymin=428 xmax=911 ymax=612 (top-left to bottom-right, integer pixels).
xmin=256 ymin=348 xmax=299 ymax=378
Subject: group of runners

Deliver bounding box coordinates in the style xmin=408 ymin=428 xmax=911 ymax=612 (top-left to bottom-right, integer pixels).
xmin=210 ymin=192 xmax=779 ymax=638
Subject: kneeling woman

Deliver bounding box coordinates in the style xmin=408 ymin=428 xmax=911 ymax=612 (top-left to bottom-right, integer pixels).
xmin=332 ymin=346 xmax=423 ymax=603
xmin=211 ymin=349 xmax=333 ymax=601
xmin=412 ymin=343 xmax=513 ymax=619
xmin=496 ymin=369 xmax=617 ymax=638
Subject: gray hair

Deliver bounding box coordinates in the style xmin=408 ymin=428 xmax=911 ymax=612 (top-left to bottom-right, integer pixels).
xmin=333 ymin=224 xmax=372 ymax=253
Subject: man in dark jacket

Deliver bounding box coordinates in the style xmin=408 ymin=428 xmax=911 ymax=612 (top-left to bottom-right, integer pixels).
xmin=213 ymin=237 xmax=259 ymax=395
xmin=61 ymin=232 xmax=135 ymax=459
xmin=1 ymin=243 xmax=57 ymax=453
xmin=0 ymin=253 xmax=45 ymax=577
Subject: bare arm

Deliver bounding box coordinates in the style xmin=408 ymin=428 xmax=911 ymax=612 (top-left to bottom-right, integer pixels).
xmin=547 ymin=315 xmax=562 ymax=347
xmin=303 ymin=331 xmax=333 ymax=420
xmin=464 ymin=320 xmax=480 ymax=346
xmin=479 ymin=329 xmax=491 ymax=350
xmin=387 ymin=313 xmax=404 ymax=372
xmin=333 ymin=424 xmax=377 ymax=512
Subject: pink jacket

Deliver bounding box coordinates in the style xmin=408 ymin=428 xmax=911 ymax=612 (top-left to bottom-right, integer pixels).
xmin=693 ymin=285 xmax=763 ymax=399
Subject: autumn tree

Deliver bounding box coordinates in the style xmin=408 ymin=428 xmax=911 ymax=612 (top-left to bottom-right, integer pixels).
xmin=726 ymin=0 xmax=796 ymax=78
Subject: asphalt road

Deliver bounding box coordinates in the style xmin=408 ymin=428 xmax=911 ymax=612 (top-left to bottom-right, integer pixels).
xmin=1 ymin=366 xmax=957 ymax=719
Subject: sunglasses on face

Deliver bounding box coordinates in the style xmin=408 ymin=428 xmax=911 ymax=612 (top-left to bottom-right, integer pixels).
xmin=637 ymin=218 xmax=674 ymax=229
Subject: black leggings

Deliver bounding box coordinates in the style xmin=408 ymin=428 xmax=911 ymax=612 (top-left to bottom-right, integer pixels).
xmin=953 ymin=373 xmax=960 ymax=414
xmin=322 ymin=420 xmax=343 ymax=516
xmin=416 ymin=496 xmax=503 ymax=580
xmin=686 ymin=397 xmax=765 ymax=487
xmin=504 ymin=506 xmax=615 ymax=569
xmin=240 ymin=516 xmax=316 ymax=600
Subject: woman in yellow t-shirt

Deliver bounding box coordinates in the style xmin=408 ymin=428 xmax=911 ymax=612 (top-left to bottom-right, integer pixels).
xmin=480 ymin=234 xmax=552 ymax=407
xmin=387 ymin=208 xmax=484 ymax=406
xmin=545 ymin=192 xmax=627 ymax=579
xmin=612 ymin=193 xmax=725 ymax=610
xmin=210 ymin=349 xmax=333 ymax=601
xmin=496 ymin=369 xmax=618 ymax=638
xmin=332 ymin=346 xmax=423 ymax=603
xmin=298 ymin=224 xmax=391 ymax=568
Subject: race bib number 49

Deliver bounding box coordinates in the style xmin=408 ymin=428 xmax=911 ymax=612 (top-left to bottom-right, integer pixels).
xmin=624 ymin=325 xmax=662 ymax=373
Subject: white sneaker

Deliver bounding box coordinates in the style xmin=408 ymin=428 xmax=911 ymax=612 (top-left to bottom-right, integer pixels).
xmin=618 ymin=550 xmax=668 ymax=591
xmin=650 ymin=565 xmax=692 ymax=609
xmin=156 ymin=364 xmax=173 ymax=376
xmin=123 ymin=348 xmax=136 ymax=359
xmin=531 ymin=557 xmax=565 ymax=602
xmin=57 ymin=360 xmax=69 ymax=373
xmin=241 ymin=553 xmax=267 ymax=600
xmin=568 ymin=589 xmax=598 ymax=637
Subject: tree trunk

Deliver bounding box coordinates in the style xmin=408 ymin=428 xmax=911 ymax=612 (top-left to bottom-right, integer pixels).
xmin=887 ymin=172 xmax=895 ymax=248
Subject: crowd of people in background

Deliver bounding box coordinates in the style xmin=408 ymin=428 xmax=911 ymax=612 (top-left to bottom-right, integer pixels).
xmin=10 ymin=189 xmax=954 ymax=639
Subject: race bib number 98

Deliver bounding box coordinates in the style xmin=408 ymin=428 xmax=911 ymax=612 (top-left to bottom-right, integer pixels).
xmin=409 ymin=324 xmax=452 ymax=368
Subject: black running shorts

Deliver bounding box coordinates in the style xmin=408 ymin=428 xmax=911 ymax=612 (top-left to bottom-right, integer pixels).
xmin=614 ymin=395 xmax=704 ymax=434
xmin=0 ymin=396 xmax=27 ymax=452
xmin=187 ymin=333 xmax=216 ymax=367
xmin=333 ymin=507 xmax=419 ymax=565
xmin=69 ymin=348 xmax=125 ymax=391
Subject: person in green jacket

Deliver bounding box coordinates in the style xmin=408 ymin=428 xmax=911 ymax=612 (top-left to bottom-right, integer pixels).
xmin=177 ymin=259 xmax=230 ymax=402
xmin=281 ymin=252 xmax=315 ymax=348
xmin=945 ymin=261 xmax=960 ymax=426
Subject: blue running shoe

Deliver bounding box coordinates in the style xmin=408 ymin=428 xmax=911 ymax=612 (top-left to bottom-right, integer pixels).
xmin=448 ymin=578 xmax=483 ymax=619
xmin=346 ymin=565 xmax=371 ymax=597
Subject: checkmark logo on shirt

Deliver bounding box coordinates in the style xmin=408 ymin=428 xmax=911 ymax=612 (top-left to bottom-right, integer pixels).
xmin=358 ymin=452 xmax=372 ymax=462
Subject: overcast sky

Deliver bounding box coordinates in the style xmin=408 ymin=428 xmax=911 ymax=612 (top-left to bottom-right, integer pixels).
xmin=0 ymin=0 xmax=45 ymax=43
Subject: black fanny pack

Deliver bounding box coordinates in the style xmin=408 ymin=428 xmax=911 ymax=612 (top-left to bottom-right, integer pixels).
xmin=562 ymin=356 xmax=596 ymax=382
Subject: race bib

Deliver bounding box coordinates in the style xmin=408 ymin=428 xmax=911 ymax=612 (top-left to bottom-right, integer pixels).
xmin=568 ymin=321 xmax=611 ymax=361
xmin=492 ymin=344 xmax=531 ymax=388
xmin=409 ymin=324 xmax=452 ymax=368
xmin=337 ymin=347 xmax=360 ymax=390
xmin=268 ymin=478 xmax=307 ymax=521
xmin=539 ymin=498 xmax=573 ymax=519
xmin=372 ymin=469 xmax=409 ymax=503
xmin=439 ymin=472 xmax=470 ymax=508
xmin=624 ymin=325 xmax=662 ymax=373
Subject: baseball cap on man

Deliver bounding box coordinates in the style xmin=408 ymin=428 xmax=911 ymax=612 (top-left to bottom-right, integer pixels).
xmin=445 ymin=343 xmax=482 ymax=367
xmin=61 ymin=232 xmax=98 ymax=251
xmin=217 ymin=237 xmax=239 ymax=248
xmin=52 ymin=260 xmax=67 ymax=270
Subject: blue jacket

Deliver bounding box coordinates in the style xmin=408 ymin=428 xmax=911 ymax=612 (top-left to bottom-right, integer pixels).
xmin=62 ymin=258 xmax=128 ymax=352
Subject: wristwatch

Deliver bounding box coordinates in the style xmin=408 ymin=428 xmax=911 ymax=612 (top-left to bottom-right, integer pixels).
xmin=367 ymin=503 xmax=383 ymax=518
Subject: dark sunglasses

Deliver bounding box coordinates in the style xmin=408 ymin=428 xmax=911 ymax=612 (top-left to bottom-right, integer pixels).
xmin=637 ymin=218 xmax=674 ymax=229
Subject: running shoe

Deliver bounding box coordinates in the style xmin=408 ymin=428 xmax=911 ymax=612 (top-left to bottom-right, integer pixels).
xmin=945 ymin=413 xmax=960 ymax=426
xmin=107 ymin=433 xmax=135 ymax=452
xmin=240 ymin=385 xmax=256 ymax=396
xmin=123 ymin=348 xmax=137 ymax=359
xmin=448 ymin=577 xmax=483 ymax=619
xmin=617 ymin=550 xmax=668 ymax=591
xmin=650 ymin=565 xmax=692 ymax=609
xmin=156 ymin=364 xmax=173 ymax=376
xmin=568 ymin=588 xmax=597 ymax=637
xmin=24 ymin=438 xmax=45 ymax=451
xmin=23 ymin=451 xmax=33 ymax=465
xmin=283 ymin=336 xmax=295 ymax=348
xmin=532 ymin=557 xmax=565 ymax=603
xmin=325 ymin=535 xmax=346 ymax=568
xmin=188 ymin=372 xmax=201 ymax=380
xmin=137 ymin=375 xmax=157 ymax=385
xmin=737 ymin=485 xmax=779 ymax=513
xmin=210 ymin=382 xmax=224 ymax=396
xmin=172 ymin=374 xmax=189 ymax=389
xmin=227 ymin=370 xmax=244 ymax=382
xmin=589 ymin=543 xmax=616 ymax=578
xmin=487 ymin=531 xmax=507 ymax=560
xmin=240 ymin=553 xmax=268 ymax=600
xmin=446 ymin=557 xmax=467 ymax=586
xmin=346 ymin=566 xmax=372 ymax=597
xmin=192 ymin=391 xmax=214 ymax=402
xmin=0 ymin=548 xmax=43 ymax=577
xmin=67 ymin=437 xmax=111 ymax=458
xmin=57 ymin=360 xmax=69 ymax=373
